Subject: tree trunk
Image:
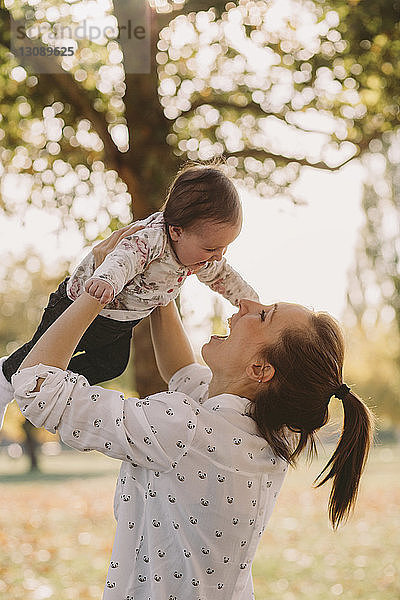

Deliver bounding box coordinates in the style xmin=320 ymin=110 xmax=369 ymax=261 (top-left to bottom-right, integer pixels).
xmin=111 ymin=7 xmax=181 ymax=397
xmin=132 ymin=318 xmax=166 ymax=396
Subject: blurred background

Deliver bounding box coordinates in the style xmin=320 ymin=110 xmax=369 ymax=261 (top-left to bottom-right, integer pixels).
xmin=0 ymin=0 xmax=399 ymax=598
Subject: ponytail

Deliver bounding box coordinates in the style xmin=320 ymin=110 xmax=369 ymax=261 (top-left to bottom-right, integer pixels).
xmin=314 ymin=388 xmax=375 ymax=529
xmin=250 ymin=310 xmax=375 ymax=529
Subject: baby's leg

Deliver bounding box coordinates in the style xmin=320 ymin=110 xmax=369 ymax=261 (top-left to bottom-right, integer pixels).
xmin=68 ymin=317 xmax=139 ymax=385
xmin=68 ymin=317 xmax=139 ymax=384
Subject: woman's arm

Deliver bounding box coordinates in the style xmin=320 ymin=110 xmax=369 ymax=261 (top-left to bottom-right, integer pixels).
xmin=150 ymin=301 xmax=196 ymax=383
xmin=18 ymin=223 xmax=145 ymax=385
xmin=21 ymin=293 xmax=197 ymax=388
xmin=19 ymin=293 xmax=104 ymax=390
xmin=17 ymin=221 xmax=193 ymax=388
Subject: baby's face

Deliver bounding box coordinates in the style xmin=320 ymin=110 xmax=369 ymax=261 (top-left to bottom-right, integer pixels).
xmin=169 ymin=218 xmax=242 ymax=271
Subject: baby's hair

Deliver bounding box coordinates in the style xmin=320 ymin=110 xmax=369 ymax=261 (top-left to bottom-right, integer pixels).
xmin=162 ymin=159 xmax=241 ymax=231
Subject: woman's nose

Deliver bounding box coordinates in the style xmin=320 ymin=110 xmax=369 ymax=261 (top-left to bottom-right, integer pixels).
xmin=238 ymin=299 xmax=250 ymax=314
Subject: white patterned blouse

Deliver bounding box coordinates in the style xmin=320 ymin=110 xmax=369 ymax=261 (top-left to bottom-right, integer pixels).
xmin=12 ymin=362 xmax=288 ymax=600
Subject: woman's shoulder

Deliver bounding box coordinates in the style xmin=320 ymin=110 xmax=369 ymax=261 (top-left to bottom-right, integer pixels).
xmin=168 ymin=363 xmax=212 ymax=405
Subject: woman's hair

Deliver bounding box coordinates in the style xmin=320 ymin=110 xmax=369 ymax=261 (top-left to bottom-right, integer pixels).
xmin=248 ymin=311 xmax=374 ymax=529
xmin=162 ymin=160 xmax=241 ymax=230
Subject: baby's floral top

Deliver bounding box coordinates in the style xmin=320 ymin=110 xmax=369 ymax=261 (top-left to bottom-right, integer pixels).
xmin=66 ymin=212 xmax=259 ymax=321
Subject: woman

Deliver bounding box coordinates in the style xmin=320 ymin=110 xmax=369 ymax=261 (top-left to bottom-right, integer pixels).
xmin=11 ymin=233 xmax=374 ymax=600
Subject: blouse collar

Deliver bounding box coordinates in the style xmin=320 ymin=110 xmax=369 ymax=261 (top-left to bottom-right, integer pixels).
xmin=202 ymin=393 xmax=258 ymax=435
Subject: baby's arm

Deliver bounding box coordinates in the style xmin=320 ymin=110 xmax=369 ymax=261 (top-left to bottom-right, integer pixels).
xmin=196 ymin=257 xmax=259 ymax=307
xmin=85 ymin=227 xmax=163 ymax=302
xmin=85 ymin=223 xmax=147 ymax=303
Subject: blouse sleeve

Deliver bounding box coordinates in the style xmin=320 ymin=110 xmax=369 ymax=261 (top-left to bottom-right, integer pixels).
xmin=168 ymin=363 xmax=212 ymax=405
xmin=12 ymin=365 xmax=197 ymax=472
xmin=195 ymin=257 xmax=259 ymax=307
xmin=91 ymin=225 xmax=165 ymax=298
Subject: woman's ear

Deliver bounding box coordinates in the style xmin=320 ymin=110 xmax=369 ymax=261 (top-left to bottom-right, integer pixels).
xmin=169 ymin=225 xmax=183 ymax=242
xmin=246 ymin=363 xmax=275 ymax=383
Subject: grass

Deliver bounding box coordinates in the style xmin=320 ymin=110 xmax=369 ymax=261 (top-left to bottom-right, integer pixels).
xmin=253 ymin=444 xmax=400 ymax=600
xmin=0 ymin=445 xmax=399 ymax=600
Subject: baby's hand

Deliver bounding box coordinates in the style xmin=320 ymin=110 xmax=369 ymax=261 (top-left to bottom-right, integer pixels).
xmin=84 ymin=278 xmax=114 ymax=305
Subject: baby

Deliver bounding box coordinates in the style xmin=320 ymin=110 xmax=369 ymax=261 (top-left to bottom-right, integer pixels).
xmin=0 ymin=163 xmax=259 ymax=426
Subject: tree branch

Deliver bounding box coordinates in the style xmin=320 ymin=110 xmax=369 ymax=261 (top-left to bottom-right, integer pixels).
xmin=171 ymin=0 xmax=229 ymax=18
xmin=226 ymin=148 xmax=357 ymax=171
xmin=186 ymin=96 xmax=333 ymax=136
xmin=4 ymin=11 xmax=120 ymax=169
xmin=41 ymin=72 xmax=120 ymax=168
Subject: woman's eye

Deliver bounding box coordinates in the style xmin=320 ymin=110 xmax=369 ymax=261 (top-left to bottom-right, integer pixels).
xmin=260 ymin=310 xmax=266 ymax=322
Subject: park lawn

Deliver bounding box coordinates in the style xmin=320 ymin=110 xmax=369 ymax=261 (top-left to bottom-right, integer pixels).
xmin=0 ymin=445 xmax=399 ymax=600
xmin=253 ymin=444 xmax=399 ymax=600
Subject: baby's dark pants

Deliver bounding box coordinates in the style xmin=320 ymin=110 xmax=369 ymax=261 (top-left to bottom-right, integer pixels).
xmin=2 ymin=278 xmax=140 ymax=385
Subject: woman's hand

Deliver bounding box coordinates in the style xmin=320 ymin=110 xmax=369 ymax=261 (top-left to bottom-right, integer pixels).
xmin=93 ymin=222 xmax=145 ymax=269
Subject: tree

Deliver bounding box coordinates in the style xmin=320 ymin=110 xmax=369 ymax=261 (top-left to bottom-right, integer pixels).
xmin=321 ymin=0 xmax=400 ymax=151
xmin=344 ymin=131 xmax=400 ymax=424
xmin=0 ymin=0 xmax=399 ymax=398
xmin=331 ymin=0 xmax=400 ymax=424
xmin=346 ymin=132 xmax=400 ymax=332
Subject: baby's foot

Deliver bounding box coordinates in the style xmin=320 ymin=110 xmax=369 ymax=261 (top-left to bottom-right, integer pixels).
xmin=0 ymin=357 xmax=14 ymax=428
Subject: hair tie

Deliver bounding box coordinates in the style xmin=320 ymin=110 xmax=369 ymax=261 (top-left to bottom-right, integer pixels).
xmin=334 ymin=383 xmax=351 ymax=400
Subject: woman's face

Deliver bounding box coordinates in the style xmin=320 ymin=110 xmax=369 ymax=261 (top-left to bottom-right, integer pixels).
xmin=202 ymin=299 xmax=312 ymax=378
